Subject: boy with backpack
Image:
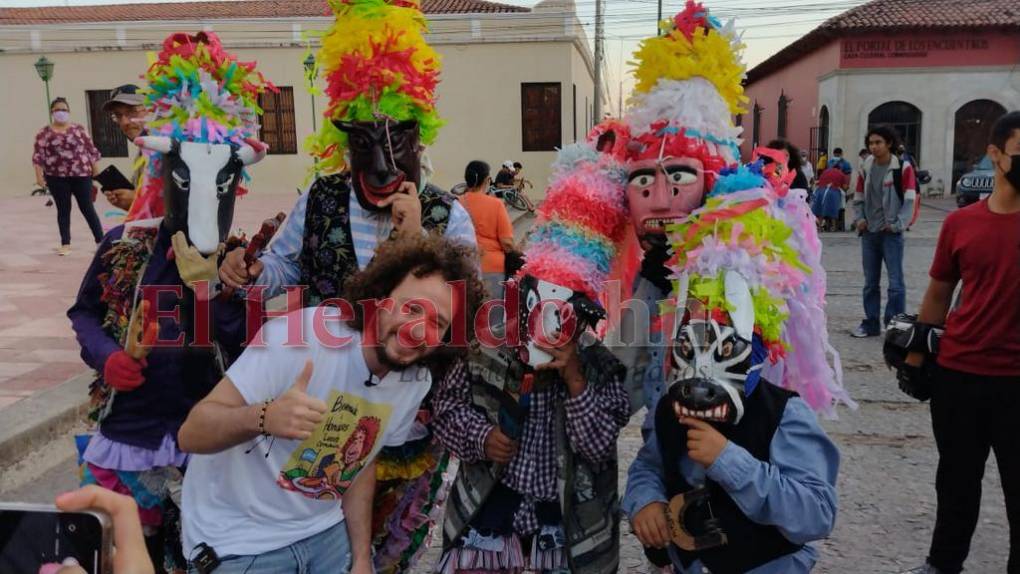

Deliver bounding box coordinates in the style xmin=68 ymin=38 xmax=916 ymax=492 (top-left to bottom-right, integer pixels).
xmin=850 ymin=125 xmax=917 ymax=338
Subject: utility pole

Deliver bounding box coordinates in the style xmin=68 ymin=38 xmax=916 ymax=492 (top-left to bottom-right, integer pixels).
xmin=593 ymin=0 xmax=604 ymax=121
xmin=657 ymin=0 xmax=663 ymax=35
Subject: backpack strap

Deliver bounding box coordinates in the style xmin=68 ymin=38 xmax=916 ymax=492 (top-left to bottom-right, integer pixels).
xmin=891 ymin=165 xmax=904 ymax=201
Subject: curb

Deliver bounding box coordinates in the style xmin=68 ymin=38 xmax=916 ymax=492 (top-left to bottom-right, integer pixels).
xmin=0 ymin=371 xmax=91 ymax=470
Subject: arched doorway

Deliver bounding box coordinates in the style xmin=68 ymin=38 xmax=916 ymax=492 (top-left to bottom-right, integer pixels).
xmin=812 ymin=105 xmax=830 ymax=167
xmin=868 ymin=101 xmax=922 ymax=164
xmin=953 ymin=99 xmax=1006 ymax=191
xmin=819 ymin=105 xmax=830 ymax=154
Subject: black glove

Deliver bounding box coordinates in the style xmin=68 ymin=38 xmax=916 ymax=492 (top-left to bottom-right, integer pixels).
xmin=896 ymin=363 xmax=932 ymax=402
xmin=640 ymin=235 xmax=672 ymax=294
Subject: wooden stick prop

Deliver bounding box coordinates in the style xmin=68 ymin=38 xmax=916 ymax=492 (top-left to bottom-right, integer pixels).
xmin=218 ymin=212 xmax=287 ymax=300
xmin=124 ymin=299 xmax=158 ymax=360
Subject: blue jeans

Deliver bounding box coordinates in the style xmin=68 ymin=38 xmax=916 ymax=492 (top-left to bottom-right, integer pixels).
xmin=189 ymin=520 xmax=352 ymax=574
xmin=860 ymin=230 xmax=905 ymax=333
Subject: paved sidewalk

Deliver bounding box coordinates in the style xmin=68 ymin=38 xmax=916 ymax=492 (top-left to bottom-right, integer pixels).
xmin=0 ymin=191 xmax=305 ymax=413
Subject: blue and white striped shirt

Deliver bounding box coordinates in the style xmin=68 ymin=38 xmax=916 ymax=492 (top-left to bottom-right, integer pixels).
xmin=256 ymin=187 xmax=477 ymax=299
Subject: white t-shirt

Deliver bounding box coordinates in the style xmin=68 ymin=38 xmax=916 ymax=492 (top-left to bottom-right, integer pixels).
xmin=181 ymin=308 xmax=432 ymax=558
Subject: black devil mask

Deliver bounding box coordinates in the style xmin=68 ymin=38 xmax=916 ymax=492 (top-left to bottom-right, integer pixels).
xmin=336 ymin=119 xmax=421 ymax=211
xmin=137 ymin=136 xmax=263 ymax=255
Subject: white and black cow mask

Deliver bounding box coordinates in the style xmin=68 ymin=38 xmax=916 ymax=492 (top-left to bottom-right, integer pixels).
xmin=136 ymin=136 xmax=265 ymax=255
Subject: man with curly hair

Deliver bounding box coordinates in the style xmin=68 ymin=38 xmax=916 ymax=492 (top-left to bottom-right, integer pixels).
xmin=177 ymin=235 xmax=485 ymax=574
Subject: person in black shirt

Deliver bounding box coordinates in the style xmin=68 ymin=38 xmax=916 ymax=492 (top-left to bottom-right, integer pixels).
xmin=767 ymin=139 xmax=810 ymax=191
xmin=494 ymin=160 xmax=515 ymax=187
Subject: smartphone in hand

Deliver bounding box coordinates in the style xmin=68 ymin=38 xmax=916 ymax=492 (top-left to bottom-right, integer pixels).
xmin=0 ymin=503 xmax=112 ymax=574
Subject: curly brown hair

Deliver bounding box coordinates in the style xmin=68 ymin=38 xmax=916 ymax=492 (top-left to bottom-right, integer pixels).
xmin=342 ymin=234 xmax=485 ymax=362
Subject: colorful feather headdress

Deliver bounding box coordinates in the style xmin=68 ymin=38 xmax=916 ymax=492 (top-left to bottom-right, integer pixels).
xmin=664 ymin=163 xmax=855 ymax=417
xmin=308 ymin=0 xmax=443 ymax=175
xmin=619 ymin=1 xmax=748 ymax=188
xmin=126 ymin=31 xmax=274 ymax=222
xmin=519 ymin=143 xmax=630 ymax=302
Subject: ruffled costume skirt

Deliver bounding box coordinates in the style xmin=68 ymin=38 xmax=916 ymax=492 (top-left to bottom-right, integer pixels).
xmin=77 ymin=432 xmax=187 ymax=571
xmin=437 ymin=484 xmax=569 ymax=574
xmin=372 ymin=422 xmax=460 ymax=573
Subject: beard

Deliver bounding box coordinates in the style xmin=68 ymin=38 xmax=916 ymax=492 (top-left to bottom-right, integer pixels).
xmin=374 ymin=335 xmax=417 ymax=371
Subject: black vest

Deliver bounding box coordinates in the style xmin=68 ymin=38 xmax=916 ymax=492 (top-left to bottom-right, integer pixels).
xmin=652 ymin=382 xmax=802 ymax=574
xmin=298 ymin=175 xmax=454 ymax=306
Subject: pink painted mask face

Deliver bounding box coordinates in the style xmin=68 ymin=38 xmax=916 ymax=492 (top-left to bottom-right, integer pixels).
xmin=626 ymin=156 xmax=706 ymax=237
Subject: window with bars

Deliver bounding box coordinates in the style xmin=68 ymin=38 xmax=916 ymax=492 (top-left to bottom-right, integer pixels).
xmin=752 ymin=101 xmax=762 ymax=147
xmin=85 ymin=90 xmax=128 ymax=158
xmin=258 ymin=87 xmax=298 ymax=155
xmin=572 ymin=84 xmax=577 ymax=143
xmin=521 ymin=82 xmax=562 ymax=152
xmin=777 ymin=92 xmax=789 ymax=139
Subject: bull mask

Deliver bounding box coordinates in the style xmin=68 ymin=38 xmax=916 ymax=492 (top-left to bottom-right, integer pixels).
xmin=336 ymin=119 xmax=421 ymax=211
xmin=508 ymin=275 xmax=605 ymax=368
xmin=136 ymin=136 xmax=265 ymax=255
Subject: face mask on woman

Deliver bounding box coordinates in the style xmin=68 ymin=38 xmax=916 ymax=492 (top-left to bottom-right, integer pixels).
xmin=51 ymin=110 xmax=71 ymax=124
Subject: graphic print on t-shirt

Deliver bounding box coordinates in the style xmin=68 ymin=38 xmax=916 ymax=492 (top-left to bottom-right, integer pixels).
xmin=277 ymin=391 xmax=392 ymax=500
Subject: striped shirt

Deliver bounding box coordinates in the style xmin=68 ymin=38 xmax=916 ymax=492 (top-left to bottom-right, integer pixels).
xmin=256 ymin=187 xmax=478 ymax=298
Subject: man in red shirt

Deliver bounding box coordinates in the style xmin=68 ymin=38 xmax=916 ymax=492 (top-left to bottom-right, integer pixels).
xmin=905 ymin=111 xmax=1020 ymax=574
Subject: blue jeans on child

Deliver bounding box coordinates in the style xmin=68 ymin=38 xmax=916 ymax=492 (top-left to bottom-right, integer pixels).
xmin=860 ymin=230 xmax=905 ymax=334
xmin=188 ymin=520 xmax=351 ymax=574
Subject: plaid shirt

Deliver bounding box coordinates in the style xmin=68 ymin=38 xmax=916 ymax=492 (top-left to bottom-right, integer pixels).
xmin=432 ymin=358 xmax=493 ymax=461
xmin=433 ymin=355 xmax=631 ymax=535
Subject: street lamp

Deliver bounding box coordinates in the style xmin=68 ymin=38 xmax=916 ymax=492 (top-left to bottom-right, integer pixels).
xmin=303 ymin=53 xmax=318 ymax=133
xmin=34 ymin=56 xmax=55 ymax=116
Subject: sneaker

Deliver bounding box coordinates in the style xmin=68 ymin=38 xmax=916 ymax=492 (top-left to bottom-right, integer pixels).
xmin=57 ymin=245 xmax=71 ymax=256
xmin=850 ymin=324 xmax=879 ymax=338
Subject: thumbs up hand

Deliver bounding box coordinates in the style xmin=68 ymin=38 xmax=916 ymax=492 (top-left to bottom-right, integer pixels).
xmin=264 ymin=360 xmax=328 ymax=440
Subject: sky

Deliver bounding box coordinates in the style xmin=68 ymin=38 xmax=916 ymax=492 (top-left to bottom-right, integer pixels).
xmin=0 ymin=0 xmax=872 ymax=114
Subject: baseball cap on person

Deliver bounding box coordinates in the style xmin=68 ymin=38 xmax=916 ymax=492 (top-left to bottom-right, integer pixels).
xmin=502 ymin=160 xmax=514 ymax=170
xmin=101 ymin=84 xmax=145 ymax=112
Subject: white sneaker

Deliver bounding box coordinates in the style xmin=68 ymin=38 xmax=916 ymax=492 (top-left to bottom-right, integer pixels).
xmin=850 ymin=325 xmax=879 ymax=338
xmin=57 ymin=245 xmax=71 ymax=256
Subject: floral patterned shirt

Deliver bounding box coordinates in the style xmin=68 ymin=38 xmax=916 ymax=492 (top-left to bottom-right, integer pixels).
xmin=32 ymin=124 xmax=101 ymax=178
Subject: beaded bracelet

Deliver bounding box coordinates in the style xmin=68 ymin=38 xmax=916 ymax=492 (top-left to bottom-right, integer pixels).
xmin=257 ymin=399 xmax=272 ymax=436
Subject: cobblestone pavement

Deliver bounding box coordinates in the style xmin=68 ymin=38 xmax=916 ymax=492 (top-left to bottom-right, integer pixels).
xmin=3 ymin=198 xmax=1009 ymax=573
xmin=415 ymin=199 xmax=1010 ymax=574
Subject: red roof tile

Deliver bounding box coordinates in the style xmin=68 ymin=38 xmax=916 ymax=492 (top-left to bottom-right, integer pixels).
xmin=0 ymin=0 xmax=528 ymax=25
xmin=819 ymin=0 xmax=1020 ymax=30
xmin=746 ymin=0 xmax=1020 ymax=85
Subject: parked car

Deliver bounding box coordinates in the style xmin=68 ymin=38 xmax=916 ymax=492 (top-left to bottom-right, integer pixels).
xmin=956 ymin=155 xmax=995 ymax=208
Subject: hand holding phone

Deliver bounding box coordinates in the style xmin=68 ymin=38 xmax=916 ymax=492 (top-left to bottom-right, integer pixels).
xmin=0 ymin=500 xmax=111 ymax=574
xmin=55 ymin=486 xmax=153 ymax=574
xmin=0 ymin=485 xmax=154 ymax=574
